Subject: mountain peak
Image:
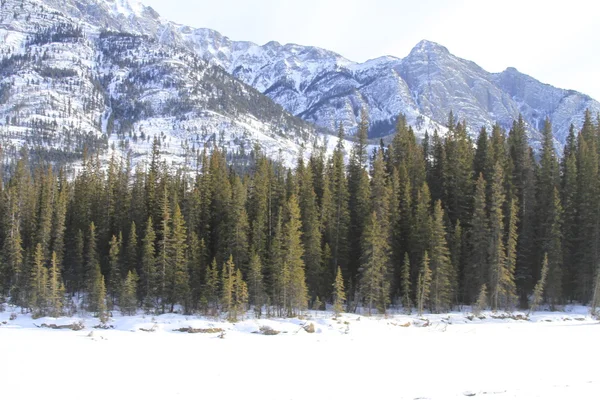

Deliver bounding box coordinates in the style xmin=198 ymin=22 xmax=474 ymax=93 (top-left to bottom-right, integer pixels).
xmin=409 ymin=39 xmax=450 ymax=55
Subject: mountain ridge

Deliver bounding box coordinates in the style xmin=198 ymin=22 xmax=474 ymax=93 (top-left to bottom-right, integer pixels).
xmin=1 ymin=0 xmax=598 ymax=171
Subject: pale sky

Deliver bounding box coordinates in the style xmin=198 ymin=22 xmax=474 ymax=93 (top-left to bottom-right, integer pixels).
xmin=142 ymin=0 xmax=600 ymax=100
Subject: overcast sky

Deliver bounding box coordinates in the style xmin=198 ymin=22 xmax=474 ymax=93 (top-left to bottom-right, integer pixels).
xmin=142 ymin=0 xmax=600 ymax=100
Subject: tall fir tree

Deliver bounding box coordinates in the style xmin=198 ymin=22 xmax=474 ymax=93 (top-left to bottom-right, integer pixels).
xmin=360 ymin=211 xmax=390 ymax=314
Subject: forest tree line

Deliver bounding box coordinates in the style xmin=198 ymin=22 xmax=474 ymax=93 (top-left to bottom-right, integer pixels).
xmin=1 ymin=110 xmax=600 ymax=320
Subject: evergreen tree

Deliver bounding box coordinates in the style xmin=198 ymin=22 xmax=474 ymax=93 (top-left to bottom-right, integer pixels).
xmin=188 ymin=233 xmax=206 ymax=312
xmin=247 ymin=251 xmax=265 ymax=317
xmin=168 ymin=203 xmax=189 ymax=313
xmin=140 ymin=217 xmax=157 ymax=310
xmin=298 ymin=159 xmax=323 ymax=299
xmin=107 ymin=234 xmax=121 ymax=308
xmin=488 ymin=163 xmax=508 ymax=311
xmin=429 ymin=200 xmax=454 ymax=313
xmin=282 ymin=195 xmax=308 ymax=316
xmin=29 ymin=243 xmax=47 ymax=314
xmin=360 ymin=211 xmax=390 ymax=315
xmin=124 ymin=221 xmax=138 ymax=276
xmin=120 ymin=270 xmax=138 ymax=316
xmin=47 ymin=252 xmax=65 ymax=318
xmin=156 ymin=187 xmax=172 ymax=312
xmin=204 ymin=259 xmax=220 ymax=315
xmin=326 ymin=125 xmax=350 ymax=279
xmin=401 ymin=253 xmax=412 ymax=313
xmin=509 ymin=116 xmax=536 ymax=305
xmin=529 ymin=253 xmax=549 ymax=315
xmin=332 ymin=266 xmax=346 ymax=317
xmin=474 ymin=284 xmax=488 ymax=316
xmin=504 ymin=197 xmax=519 ymax=310
xmin=545 ymin=188 xmax=563 ymax=308
xmin=417 ymin=251 xmax=432 ymax=316
xmin=233 ymin=268 xmax=248 ymax=321
xmin=229 ymin=175 xmax=250 ymax=272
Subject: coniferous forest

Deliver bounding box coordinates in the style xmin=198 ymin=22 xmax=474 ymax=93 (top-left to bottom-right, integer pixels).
xmin=2 ymin=110 xmax=600 ymax=320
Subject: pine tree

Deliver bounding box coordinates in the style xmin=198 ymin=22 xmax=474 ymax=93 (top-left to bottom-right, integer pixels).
xmin=509 ymin=116 xmax=536 ymax=305
xmin=221 ymin=255 xmax=236 ymax=319
xmin=204 ymin=259 xmax=220 ymax=315
xmin=233 ymin=268 xmax=248 ymax=321
xmin=401 ymin=253 xmax=412 ymax=313
xmin=347 ymin=110 xmax=371 ymax=283
xmin=325 ymin=126 xmax=350 ymax=281
xmin=229 ymin=175 xmax=250 ymax=273
xmin=360 ymin=211 xmax=390 ymax=315
xmin=124 ymin=221 xmax=138 ymax=275
xmin=119 ymin=270 xmax=138 ymax=316
xmin=282 ymin=195 xmax=308 ymax=316
xmin=332 ymin=266 xmax=346 ymax=317
xmin=2 ymin=184 xmax=24 ymax=306
xmin=529 ymin=253 xmax=549 ymax=315
xmin=156 ymin=187 xmax=172 ymax=313
xmin=503 ymin=197 xmax=519 ymax=310
xmin=247 ymin=251 xmax=265 ymax=317
xmin=545 ymin=188 xmax=563 ymax=308
xmin=47 ymin=252 xmax=64 ymax=318
xmin=107 ymin=234 xmax=121 ymax=308
xmin=29 ymin=243 xmax=47 ymax=315
xmin=474 ymin=284 xmax=488 ymax=316
xmin=417 ymin=251 xmax=432 ymax=316
xmin=188 ymin=233 xmax=206 ymax=312
xmin=561 ymin=125 xmax=578 ymax=300
xmin=140 ymin=217 xmax=157 ymax=310
xmin=298 ymin=159 xmax=323 ymax=300
xmin=489 ymin=163 xmax=507 ymax=311
xmin=429 ymin=200 xmax=454 ymax=313
xmin=168 ymin=203 xmax=189 ymax=313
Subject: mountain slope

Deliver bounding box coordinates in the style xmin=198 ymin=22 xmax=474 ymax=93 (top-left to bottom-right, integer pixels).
xmin=0 ymin=0 xmax=329 ymax=168
xmin=1 ymin=0 xmax=598 ymax=168
xmin=178 ymin=28 xmax=600 ymax=146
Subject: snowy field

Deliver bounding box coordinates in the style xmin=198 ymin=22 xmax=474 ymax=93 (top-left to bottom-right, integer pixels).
xmin=1 ymin=306 xmax=598 ymax=400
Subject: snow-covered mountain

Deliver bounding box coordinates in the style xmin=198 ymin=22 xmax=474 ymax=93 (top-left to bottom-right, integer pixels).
xmin=1 ymin=0 xmax=598 ymax=169
xmin=181 ymin=29 xmax=600 ymax=146
xmin=0 ymin=0 xmax=330 ymax=169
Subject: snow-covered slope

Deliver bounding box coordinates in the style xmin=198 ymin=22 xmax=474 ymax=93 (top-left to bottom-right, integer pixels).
xmin=184 ymin=30 xmax=600 ymax=146
xmin=0 ymin=0 xmax=332 ymax=168
xmin=1 ymin=0 xmax=598 ymax=169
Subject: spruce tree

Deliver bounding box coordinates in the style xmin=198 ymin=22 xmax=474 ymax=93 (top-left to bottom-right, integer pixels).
xmin=119 ymin=270 xmax=138 ymax=316
xmin=282 ymin=195 xmax=308 ymax=316
xmin=247 ymin=251 xmax=265 ymax=317
xmin=360 ymin=211 xmax=390 ymax=315
xmin=298 ymin=159 xmax=323 ymax=300
xmin=417 ymin=251 xmax=432 ymax=316
xmin=489 ymin=163 xmax=507 ymax=311
xmin=474 ymin=284 xmax=488 ymax=316
xmin=205 ymin=259 xmax=220 ymax=315
xmin=47 ymin=252 xmax=65 ymax=318
xmin=124 ymin=221 xmax=138 ymax=276
xmin=169 ymin=203 xmax=189 ymax=313
xmin=429 ymin=200 xmax=454 ymax=313
xmin=332 ymin=266 xmax=346 ymax=317
xmin=529 ymin=253 xmax=549 ymax=315
xmin=401 ymin=253 xmax=412 ymax=313
xmin=140 ymin=217 xmax=157 ymax=310
xmin=107 ymin=234 xmax=121 ymax=308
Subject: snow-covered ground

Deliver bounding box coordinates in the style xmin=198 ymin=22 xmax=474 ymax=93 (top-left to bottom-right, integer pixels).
xmin=0 ymin=306 xmax=598 ymax=399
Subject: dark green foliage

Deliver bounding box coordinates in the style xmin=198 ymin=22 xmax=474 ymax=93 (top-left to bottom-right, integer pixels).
xmin=1 ymin=110 xmax=599 ymax=317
